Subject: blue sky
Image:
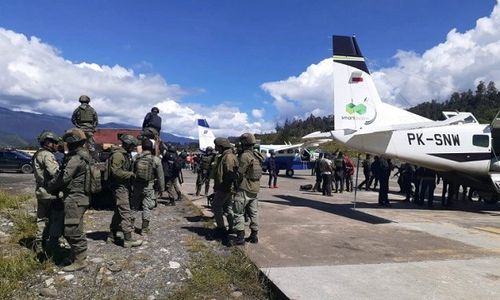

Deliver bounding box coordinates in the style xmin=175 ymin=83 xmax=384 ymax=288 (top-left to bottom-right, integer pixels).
xmin=0 ymin=0 xmax=498 ymax=136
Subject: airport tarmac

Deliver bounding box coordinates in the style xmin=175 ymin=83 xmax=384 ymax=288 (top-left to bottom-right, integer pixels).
xmin=192 ymin=170 xmax=500 ymax=300
xmin=3 ymin=169 xmax=500 ymax=299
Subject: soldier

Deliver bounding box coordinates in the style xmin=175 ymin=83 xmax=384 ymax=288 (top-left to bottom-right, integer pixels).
xmin=162 ymin=145 xmax=183 ymax=206
xmin=33 ymin=130 xmax=63 ymax=255
xmin=48 ymin=128 xmax=91 ymax=271
xmin=357 ymin=154 xmax=372 ymax=191
xmin=212 ymin=137 xmax=238 ymax=244
xmin=107 ymin=134 xmax=143 ymax=247
xmin=196 ymin=146 xmax=215 ymax=196
xmin=312 ymin=153 xmax=323 ymax=192
xmin=131 ymin=139 xmax=165 ymax=234
xmin=142 ymin=107 xmax=162 ymax=137
xmin=71 ymin=95 xmax=98 ymax=157
xmin=333 ymin=152 xmax=346 ymax=193
xmin=377 ymin=156 xmax=391 ymax=207
xmin=319 ymin=153 xmax=333 ymax=196
xmin=344 ymin=153 xmax=354 ymax=192
xmin=266 ymin=150 xmax=278 ymax=188
xmin=232 ymin=133 xmax=265 ymax=245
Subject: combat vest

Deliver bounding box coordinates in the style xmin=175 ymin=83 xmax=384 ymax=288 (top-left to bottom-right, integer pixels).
xmin=33 ymin=148 xmax=59 ymax=199
xmin=245 ymin=150 xmax=264 ymax=181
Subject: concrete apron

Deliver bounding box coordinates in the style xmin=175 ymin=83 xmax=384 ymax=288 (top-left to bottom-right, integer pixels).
xmin=191 ymin=170 xmax=500 ymax=300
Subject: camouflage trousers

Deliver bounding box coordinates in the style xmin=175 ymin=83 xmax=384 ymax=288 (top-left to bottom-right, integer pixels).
xmin=196 ymin=171 xmax=211 ymax=196
xmin=131 ymin=181 xmax=155 ymax=223
xmin=63 ymin=193 xmax=88 ymax=257
xmin=232 ymin=190 xmax=258 ymax=232
xmin=36 ymin=197 xmax=64 ymax=244
xmin=110 ymin=184 xmax=133 ymax=234
xmin=83 ymin=131 xmax=97 ymax=159
xmin=212 ymin=191 xmax=234 ymax=230
xmin=165 ymin=177 xmax=183 ymax=201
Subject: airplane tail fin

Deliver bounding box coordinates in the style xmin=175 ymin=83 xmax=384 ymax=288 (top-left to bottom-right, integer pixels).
xmin=197 ymin=119 xmax=215 ymax=151
xmin=332 ymin=35 xmax=429 ymax=131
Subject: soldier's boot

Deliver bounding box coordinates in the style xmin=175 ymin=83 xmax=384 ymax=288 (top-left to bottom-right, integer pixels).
xmin=195 ymin=185 xmax=201 ymax=196
xmin=248 ymin=230 xmax=258 ymax=244
xmin=123 ymin=232 xmax=143 ymax=248
xmin=62 ymin=252 xmax=87 ymax=272
xmin=204 ymin=185 xmax=210 ymax=196
xmin=106 ymin=231 xmax=118 ymax=244
xmin=141 ymin=220 xmax=150 ymax=235
xmin=169 ymin=199 xmax=176 ymax=206
xmin=233 ymin=230 xmax=246 ymax=246
xmin=33 ymin=239 xmax=44 ymax=256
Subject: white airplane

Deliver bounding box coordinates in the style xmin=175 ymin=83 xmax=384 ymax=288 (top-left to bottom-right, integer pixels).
xmin=303 ymin=35 xmax=500 ymax=203
xmin=196 ymin=119 xmax=316 ymax=176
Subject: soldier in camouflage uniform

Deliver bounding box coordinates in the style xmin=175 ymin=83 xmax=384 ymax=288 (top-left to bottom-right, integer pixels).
xmin=48 ymin=128 xmax=90 ymax=271
xmin=232 ymin=133 xmax=264 ymax=245
xmin=33 ymin=130 xmax=63 ymax=255
xmin=71 ymin=95 xmax=98 ymax=158
xmin=107 ymin=134 xmax=143 ymax=248
xmin=196 ymin=146 xmax=215 ymax=196
xmin=212 ymin=137 xmax=238 ymax=244
xmin=131 ymin=139 xmax=165 ymax=234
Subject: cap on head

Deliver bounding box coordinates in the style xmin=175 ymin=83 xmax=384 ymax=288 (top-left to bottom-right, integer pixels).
xmin=38 ymin=130 xmax=60 ymax=144
xmin=239 ymin=133 xmax=256 ymax=146
xmin=63 ymin=128 xmax=86 ymax=144
xmin=78 ymin=95 xmax=90 ymax=103
xmin=151 ymin=107 xmax=159 ymax=114
xmin=119 ymin=134 xmax=138 ymax=146
xmin=214 ymin=137 xmax=232 ymax=149
xmin=205 ymin=146 xmax=214 ymax=152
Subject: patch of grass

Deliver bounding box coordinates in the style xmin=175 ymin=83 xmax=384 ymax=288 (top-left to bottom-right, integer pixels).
xmin=0 ymin=190 xmax=31 ymax=211
xmin=168 ymin=239 xmax=272 ymax=300
xmin=0 ymin=190 xmax=49 ymax=298
xmin=0 ymin=246 xmax=46 ymax=299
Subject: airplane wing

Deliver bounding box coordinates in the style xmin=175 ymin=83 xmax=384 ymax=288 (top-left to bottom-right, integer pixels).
xmin=261 ymin=143 xmax=303 ymax=152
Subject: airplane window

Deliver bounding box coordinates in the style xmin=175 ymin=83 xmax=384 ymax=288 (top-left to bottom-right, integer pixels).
xmin=287 ymin=149 xmax=294 ymax=154
xmin=464 ymin=116 xmax=477 ymax=123
xmin=278 ymin=150 xmax=285 ymax=154
xmin=472 ymin=135 xmax=489 ymax=148
xmin=261 ymin=150 xmax=266 ymax=154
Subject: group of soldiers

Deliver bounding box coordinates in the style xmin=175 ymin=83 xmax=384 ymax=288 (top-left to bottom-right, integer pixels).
xmin=33 ymin=95 xmax=264 ymax=272
xmin=193 ymin=135 xmax=265 ymax=245
xmin=312 ymin=151 xmax=356 ymax=196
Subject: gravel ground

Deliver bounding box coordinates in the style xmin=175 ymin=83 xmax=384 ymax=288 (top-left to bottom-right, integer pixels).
xmin=0 ymin=172 xmax=226 ymax=299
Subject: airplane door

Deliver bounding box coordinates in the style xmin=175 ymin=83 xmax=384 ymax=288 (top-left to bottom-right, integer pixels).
xmin=491 ymin=110 xmax=500 ymax=171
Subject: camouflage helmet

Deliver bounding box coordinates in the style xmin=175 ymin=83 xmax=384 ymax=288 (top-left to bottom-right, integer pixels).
xmin=151 ymin=107 xmax=160 ymax=114
xmin=37 ymin=130 xmax=60 ymax=144
xmin=239 ymin=133 xmax=256 ymax=146
xmin=214 ymin=137 xmax=232 ymax=149
xmin=119 ymin=134 xmax=138 ymax=146
xmin=167 ymin=145 xmax=177 ymax=153
xmin=63 ymin=128 xmax=86 ymax=144
xmin=78 ymin=95 xmax=90 ymax=103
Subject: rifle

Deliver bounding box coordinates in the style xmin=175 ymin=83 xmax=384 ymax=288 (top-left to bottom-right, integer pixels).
xmin=178 ymin=169 xmax=184 ymax=185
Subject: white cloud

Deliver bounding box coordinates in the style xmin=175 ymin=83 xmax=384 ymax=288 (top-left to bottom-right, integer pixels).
xmin=0 ymin=27 xmax=272 ymax=137
xmin=262 ymin=0 xmax=500 ymax=116
xmin=252 ymin=108 xmax=264 ymax=119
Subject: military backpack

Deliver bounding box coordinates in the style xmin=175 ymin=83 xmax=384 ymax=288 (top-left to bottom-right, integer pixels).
xmin=79 ymin=154 xmax=102 ymax=195
xmin=134 ymin=154 xmax=154 ymax=182
xmin=245 ymin=151 xmax=264 ymax=181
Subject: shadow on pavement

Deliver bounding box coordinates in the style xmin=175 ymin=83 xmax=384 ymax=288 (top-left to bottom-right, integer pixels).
xmin=264 ymin=195 xmax=393 ymax=224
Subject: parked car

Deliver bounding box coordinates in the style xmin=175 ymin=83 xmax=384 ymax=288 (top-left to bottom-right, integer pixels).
xmin=0 ymin=149 xmax=33 ymax=173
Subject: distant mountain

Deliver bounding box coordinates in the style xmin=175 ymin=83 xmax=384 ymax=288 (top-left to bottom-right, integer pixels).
xmin=0 ymin=107 xmax=196 ymax=147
